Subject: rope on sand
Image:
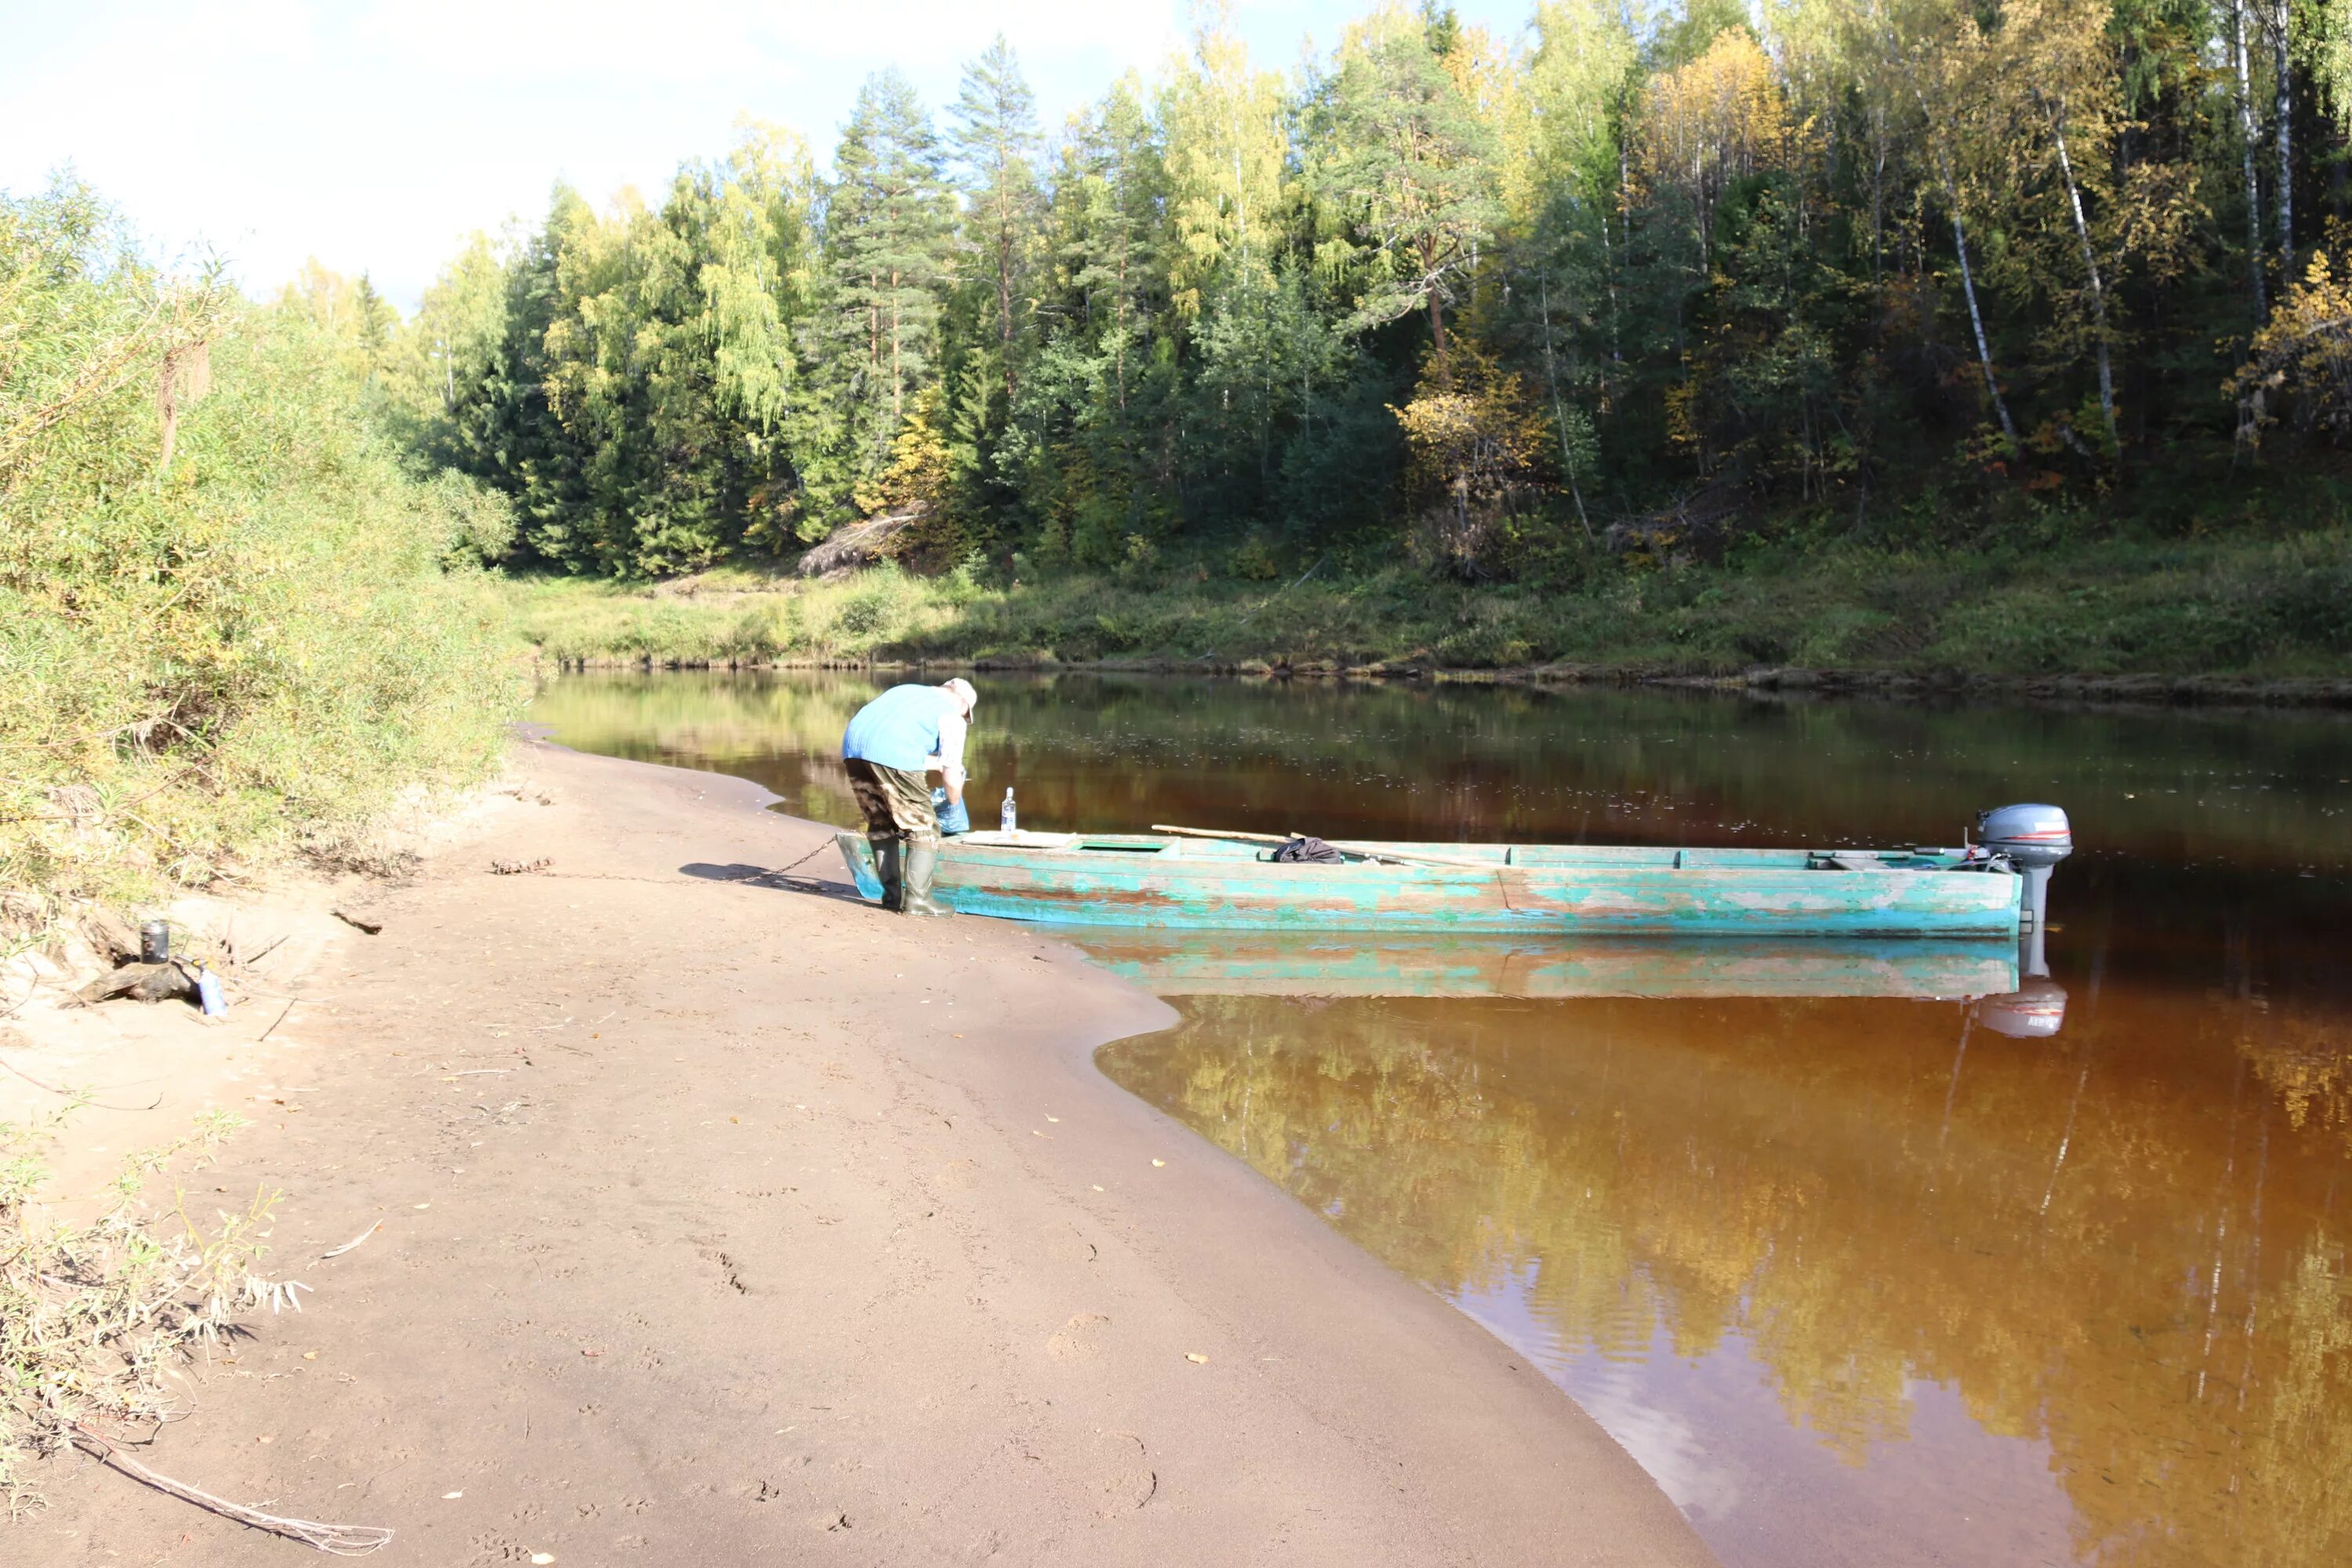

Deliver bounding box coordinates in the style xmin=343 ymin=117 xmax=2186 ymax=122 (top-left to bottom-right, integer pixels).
xmin=73 ymin=1426 xmax=393 ymax=1556
xmin=697 ymin=838 xmax=841 ymax=888
xmin=741 ymin=839 xmax=838 ymax=879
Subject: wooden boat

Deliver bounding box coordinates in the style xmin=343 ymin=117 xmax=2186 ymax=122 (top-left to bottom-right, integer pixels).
xmin=833 ymin=826 xmax=2031 ymax=938
xmin=1067 ymin=930 xmax=2020 ymax=1000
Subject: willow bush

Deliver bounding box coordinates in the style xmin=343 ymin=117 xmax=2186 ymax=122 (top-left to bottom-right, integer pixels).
xmin=0 ymin=183 xmax=519 ymax=913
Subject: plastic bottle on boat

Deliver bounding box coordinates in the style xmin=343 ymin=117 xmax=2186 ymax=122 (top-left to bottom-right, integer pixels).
xmin=1000 ymin=787 xmax=1017 ymax=834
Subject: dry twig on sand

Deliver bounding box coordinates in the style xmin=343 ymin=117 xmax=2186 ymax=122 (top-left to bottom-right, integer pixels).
xmin=3 ymin=1109 xmax=312 ymax=1515
xmin=71 ymin=1426 xmax=392 ymax=1555
xmin=318 ymin=1221 xmax=383 ymax=1260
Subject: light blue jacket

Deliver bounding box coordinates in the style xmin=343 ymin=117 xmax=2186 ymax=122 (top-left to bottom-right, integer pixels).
xmin=842 ymin=684 xmax=967 ymax=784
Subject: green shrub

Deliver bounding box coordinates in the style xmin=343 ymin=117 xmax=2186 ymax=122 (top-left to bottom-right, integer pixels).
xmin=430 ymin=467 xmax=520 ymax=566
xmin=836 ymin=582 xmax=900 ymax=637
xmin=0 ymin=183 xmax=519 ymax=908
xmin=1231 ymin=533 xmax=1282 ymax=581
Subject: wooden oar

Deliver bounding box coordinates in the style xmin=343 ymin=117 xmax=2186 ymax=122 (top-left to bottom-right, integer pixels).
xmin=1148 ymin=824 xmax=1504 ymax=872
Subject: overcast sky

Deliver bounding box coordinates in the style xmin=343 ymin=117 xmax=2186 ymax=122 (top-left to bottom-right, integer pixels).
xmin=2 ymin=1 xmax=1533 ymax=312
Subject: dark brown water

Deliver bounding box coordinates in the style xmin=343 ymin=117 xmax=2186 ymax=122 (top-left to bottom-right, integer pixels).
xmin=534 ymin=670 xmax=2352 ymax=1568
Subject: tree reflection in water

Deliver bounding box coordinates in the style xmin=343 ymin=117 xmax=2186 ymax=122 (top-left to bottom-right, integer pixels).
xmin=1098 ymin=986 xmax=2352 ymax=1568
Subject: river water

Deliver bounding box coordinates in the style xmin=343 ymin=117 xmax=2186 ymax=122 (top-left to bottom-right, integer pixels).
xmin=532 ymin=670 xmax=2352 ymax=1568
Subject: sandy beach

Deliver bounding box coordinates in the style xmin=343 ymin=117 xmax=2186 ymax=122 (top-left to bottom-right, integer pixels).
xmin=21 ymin=737 xmax=1711 ymax=1566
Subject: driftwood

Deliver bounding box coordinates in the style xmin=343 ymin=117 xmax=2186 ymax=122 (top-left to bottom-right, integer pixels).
xmin=1604 ymin=481 xmax=1748 ymax=562
xmin=80 ymin=906 xmax=143 ymax=965
xmin=74 ymin=961 xmax=198 ymax=1007
xmin=795 ymin=505 xmax=927 ymax=578
xmin=319 ymin=1220 xmax=383 ymax=1260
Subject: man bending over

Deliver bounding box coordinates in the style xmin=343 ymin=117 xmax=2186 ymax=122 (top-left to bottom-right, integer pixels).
xmin=840 ymin=678 xmax=977 ymax=916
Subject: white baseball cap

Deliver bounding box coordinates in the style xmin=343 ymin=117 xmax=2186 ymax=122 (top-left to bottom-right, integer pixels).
xmin=942 ymin=677 xmax=978 ymax=715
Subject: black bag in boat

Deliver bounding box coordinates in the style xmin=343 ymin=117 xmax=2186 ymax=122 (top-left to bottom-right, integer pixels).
xmin=1272 ymin=835 xmax=1346 ymax=865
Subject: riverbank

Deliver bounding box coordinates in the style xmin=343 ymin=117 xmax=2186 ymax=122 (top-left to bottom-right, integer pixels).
xmin=18 ymin=739 xmax=1710 ymax=1566
xmin=541 ymin=648 xmax=2352 ymax=713
xmin=500 ymin=527 xmax=2352 ymax=702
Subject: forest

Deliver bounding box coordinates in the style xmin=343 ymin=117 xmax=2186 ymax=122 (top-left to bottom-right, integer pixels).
xmin=353 ymin=0 xmax=2352 ymax=590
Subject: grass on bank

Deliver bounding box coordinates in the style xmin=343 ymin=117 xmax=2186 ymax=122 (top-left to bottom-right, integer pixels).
xmin=501 ymin=526 xmax=2352 ymax=681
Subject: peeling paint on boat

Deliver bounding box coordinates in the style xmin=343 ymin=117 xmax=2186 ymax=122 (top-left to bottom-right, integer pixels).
xmin=834 ymin=830 xmax=2025 ymax=938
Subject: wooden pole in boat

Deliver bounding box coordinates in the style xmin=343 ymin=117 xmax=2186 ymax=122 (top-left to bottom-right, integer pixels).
xmin=1149 ymin=826 xmax=1294 ymax=848
xmin=1147 ymin=824 xmax=1502 ymax=872
xmin=1327 ymin=840 xmax=1509 ymax=872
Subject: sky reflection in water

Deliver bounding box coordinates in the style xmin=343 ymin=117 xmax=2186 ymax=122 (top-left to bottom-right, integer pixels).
xmin=533 ymin=669 xmax=2352 ymax=1568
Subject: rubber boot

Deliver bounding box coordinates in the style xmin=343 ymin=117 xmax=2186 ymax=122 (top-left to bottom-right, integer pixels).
xmin=869 ymin=834 xmax=904 ymax=912
xmin=901 ymin=840 xmax=955 ymax=917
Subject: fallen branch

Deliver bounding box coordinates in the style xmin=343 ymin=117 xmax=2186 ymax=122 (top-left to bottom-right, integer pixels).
xmin=0 ymin=1052 xmax=164 ymax=1112
xmin=71 ymin=1425 xmax=393 ymax=1556
xmin=235 ymin=933 xmax=290 ymax=969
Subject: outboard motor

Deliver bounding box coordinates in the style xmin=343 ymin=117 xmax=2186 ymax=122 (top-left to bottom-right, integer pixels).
xmin=1977 ymin=803 xmax=2072 ymax=931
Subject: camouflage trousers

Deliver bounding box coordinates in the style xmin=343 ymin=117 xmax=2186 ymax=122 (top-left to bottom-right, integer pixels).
xmin=844 ymin=759 xmax=938 ymax=848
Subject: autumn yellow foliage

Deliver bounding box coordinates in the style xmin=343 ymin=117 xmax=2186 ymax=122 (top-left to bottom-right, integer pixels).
xmin=1391 ymin=347 xmax=1552 ymax=575
xmin=851 ymin=387 xmax=952 ymax=520
xmin=2230 ymin=250 xmax=2352 ymax=448
xmin=1634 ymin=30 xmax=1792 ymax=234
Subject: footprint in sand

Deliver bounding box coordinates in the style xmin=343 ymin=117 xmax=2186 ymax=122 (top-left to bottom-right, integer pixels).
xmin=1023 ymin=1426 xmax=1157 ymax=1516
xmin=1047 ymin=1312 xmax=1110 ymax=1359
xmin=1088 ymin=1432 xmax=1156 ymax=1516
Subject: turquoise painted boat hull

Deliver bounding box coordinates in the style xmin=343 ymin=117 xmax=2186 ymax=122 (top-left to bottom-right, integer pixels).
xmin=833 ymin=830 xmax=2026 ymax=938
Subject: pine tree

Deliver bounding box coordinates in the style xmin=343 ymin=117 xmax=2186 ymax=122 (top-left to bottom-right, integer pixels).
xmin=820 ymin=70 xmax=956 ymax=511
xmin=1311 ymin=7 xmax=1501 ymax=372
xmin=351 ymin=273 xmax=394 ymax=372
xmin=1063 ymin=78 xmax=1163 ymax=405
xmin=949 ymin=34 xmax=1042 ymax=402
xmin=501 ymin=187 xmax=598 ymax=568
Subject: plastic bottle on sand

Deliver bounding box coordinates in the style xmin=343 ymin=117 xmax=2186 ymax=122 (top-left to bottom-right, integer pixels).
xmin=1000 ymin=787 xmax=1017 ymax=834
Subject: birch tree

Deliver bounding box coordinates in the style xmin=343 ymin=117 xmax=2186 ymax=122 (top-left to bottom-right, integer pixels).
xmin=1159 ymin=5 xmax=1288 ymax=320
